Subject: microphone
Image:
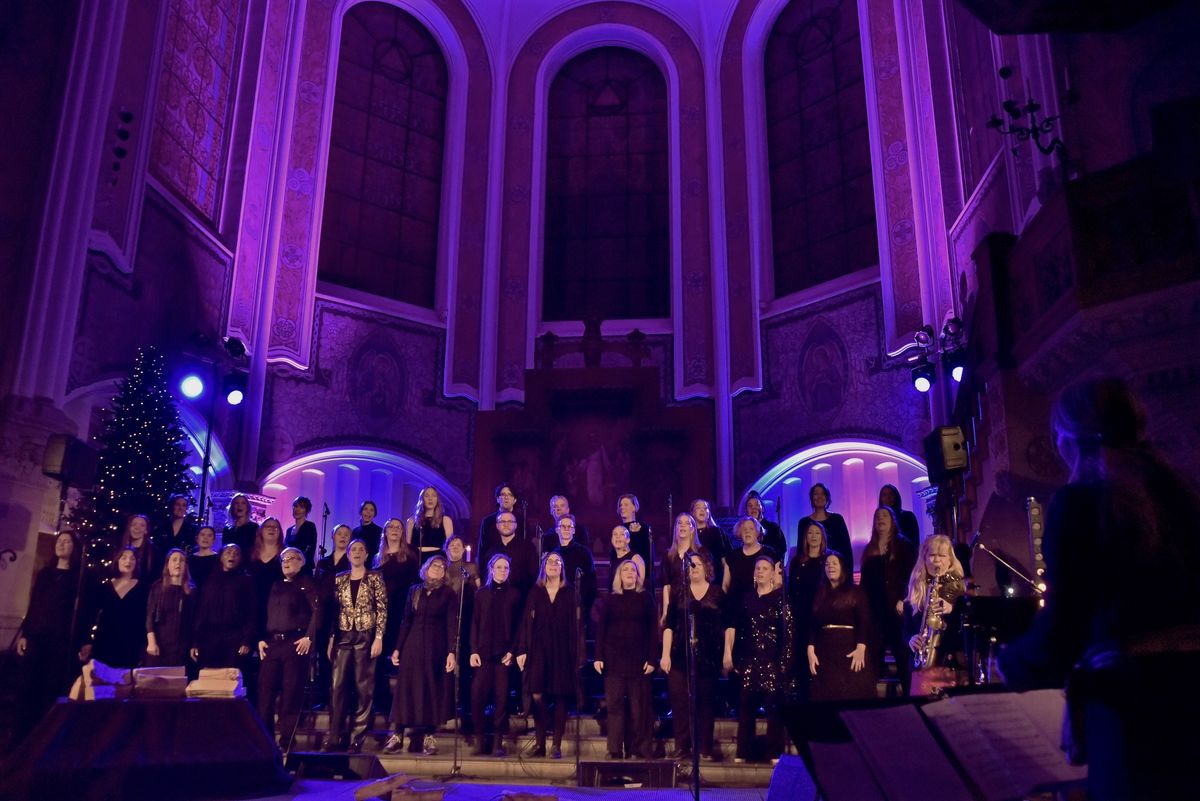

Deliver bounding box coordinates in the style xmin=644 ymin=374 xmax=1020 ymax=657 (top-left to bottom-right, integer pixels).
xmin=322 ymin=501 xmax=330 ymax=516
xmin=461 ymin=566 xmax=470 ymax=579
xmin=575 ymin=567 xmax=583 ymax=583
xmin=968 ymin=531 xmax=983 ymax=549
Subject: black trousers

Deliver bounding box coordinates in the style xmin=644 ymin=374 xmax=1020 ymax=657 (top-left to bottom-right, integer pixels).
xmin=329 ymin=630 xmax=376 ymax=743
xmin=258 ymin=638 xmax=308 ymax=737
xmin=736 ymin=686 xmax=785 ymax=761
xmin=471 ymin=661 xmax=510 ymax=746
xmin=605 ymin=673 xmax=652 ymax=758
xmin=530 ymin=692 xmax=570 ymax=749
xmin=667 ymin=668 xmax=716 ymax=755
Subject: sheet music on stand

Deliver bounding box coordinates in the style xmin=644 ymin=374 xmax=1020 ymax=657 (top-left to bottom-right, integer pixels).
xmin=921 ymin=689 xmax=1087 ymax=801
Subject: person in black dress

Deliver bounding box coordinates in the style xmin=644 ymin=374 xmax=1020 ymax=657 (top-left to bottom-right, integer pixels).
xmin=516 ymin=552 xmax=580 ymax=759
xmin=81 ymin=546 xmax=149 ymax=669
xmin=314 ymin=523 xmax=352 ymax=708
xmin=613 ymin=494 xmax=653 ymax=587
xmin=691 ymin=499 xmax=729 ymax=587
xmin=285 ymin=495 xmax=318 ymax=572
xmin=249 ymin=518 xmax=285 ymax=631
xmin=550 ymin=515 xmax=596 ymax=621
xmin=388 ymin=554 xmax=457 ymax=756
xmin=787 ymin=520 xmax=829 ymax=696
xmin=190 ymin=544 xmax=256 ymax=669
xmin=998 ymin=377 xmax=1200 ymax=801
xmin=808 ymin=551 xmax=874 ymax=701
xmin=352 ymin=500 xmax=382 ymax=564
xmin=594 ymin=560 xmax=657 ymax=759
xmin=483 ymin=510 xmax=539 ymax=598
xmin=478 ymin=483 xmax=524 ymax=562
xmin=154 ymin=494 xmax=198 ymax=554
xmin=117 ymin=513 xmax=159 ymax=580
xmin=660 ymin=549 xmax=727 ymax=761
xmin=745 ymin=491 xmax=787 ymax=562
xmin=724 ymin=553 xmax=795 ymax=763
xmin=722 ymin=517 xmax=777 ymax=610
xmin=860 ymin=506 xmax=917 ymax=690
xmin=796 ymin=483 xmax=853 ymax=573
xmin=325 ymin=540 xmax=388 ymax=753
xmin=188 ymin=526 xmax=219 ymax=589
xmin=374 ymin=517 xmax=420 ymax=712
xmin=610 ymin=525 xmax=647 ymax=591
xmin=16 ymin=530 xmax=85 ymax=740
xmin=408 ymin=487 xmax=453 ymax=560
xmin=879 ymin=484 xmax=920 ymax=546
xmin=222 ymin=494 xmax=258 ymax=556
xmin=257 ymin=547 xmax=320 ymax=746
xmin=660 ymin=512 xmax=709 ymax=626
xmin=466 ymin=554 xmax=522 ymax=756
xmin=145 ymin=549 xmax=197 ymax=667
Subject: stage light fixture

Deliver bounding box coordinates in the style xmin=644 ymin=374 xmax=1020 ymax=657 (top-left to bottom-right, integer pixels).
xmin=222 ymin=373 xmax=247 ymax=406
xmin=223 ymin=336 xmax=247 ymax=360
xmin=911 ymin=358 xmax=936 ymax=393
xmin=946 ymin=349 xmax=968 ymax=383
xmin=180 ymin=374 xmax=205 ymax=399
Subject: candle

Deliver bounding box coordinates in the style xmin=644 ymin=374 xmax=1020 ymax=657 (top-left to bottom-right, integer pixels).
xmin=465 ymin=545 xmax=472 ymax=563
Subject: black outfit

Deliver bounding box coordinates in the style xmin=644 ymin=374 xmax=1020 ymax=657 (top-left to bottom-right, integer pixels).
xmin=755 ymin=518 xmax=787 ymax=563
xmin=352 ymin=521 xmax=383 ymax=562
xmin=250 ymin=557 xmax=285 ymax=639
xmin=696 ymin=524 xmax=730 ymax=588
xmin=787 ymin=554 xmax=827 ymax=695
xmin=222 ymin=522 xmax=258 ymax=557
xmin=610 ymin=521 xmax=653 ymax=587
xmin=391 ymin=583 xmax=458 ymax=729
xmin=285 ymin=520 xmax=318 ymax=571
xmin=375 ymin=553 xmax=420 ymax=712
xmin=808 ymin=582 xmax=875 ymax=701
xmin=192 ymin=568 xmax=256 ymax=668
xmin=732 ymin=588 xmax=795 ymax=761
xmin=470 ymin=580 xmax=523 ymax=750
xmin=518 ymin=584 xmax=580 ymax=751
xmin=661 ymin=547 xmax=713 ymax=598
xmin=258 ymin=573 xmax=320 ymax=739
xmin=410 ymin=517 xmax=448 ymax=555
xmin=595 ymin=590 xmax=657 ymax=758
xmin=145 ymin=581 xmax=197 ymax=667
xmin=999 ymin=481 xmax=1200 ymax=801
xmin=17 ymin=566 xmax=84 ymax=738
xmin=860 ymin=537 xmax=917 ymax=689
xmin=664 ymin=583 xmax=726 ymax=757
xmin=541 ymin=523 xmax=590 ymax=557
xmin=483 ymin=536 xmax=539 ymax=598
xmin=894 ymin=509 xmax=920 ymax=546
xmin=89 ymin=579 xmax=150 ymax=668
xmin=188 ymin=553 xmax=219 ymax=589
xmin=552 ymin=538 xmax=597 ymax=620
xmin=723 ymin=546 xmax=778 ymax=612
xmin=478 ymin=510 xmax=528 ymax=563
xmin=154 ymin=519 xmax=199 ymax=555
xmin=797 ymin=514 xmax=853 ymax=572
xmin=120 ymin=540 xmax=160 ymax=582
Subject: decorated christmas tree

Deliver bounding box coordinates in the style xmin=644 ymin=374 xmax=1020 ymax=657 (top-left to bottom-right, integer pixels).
xmin=74 ymin=347 xmax=194 ymax=571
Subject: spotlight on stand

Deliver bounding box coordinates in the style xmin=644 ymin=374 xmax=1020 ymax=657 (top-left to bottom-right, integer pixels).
xmin=180 ymin=374 xmax=205 ymax=399
xmin=222 ymin=373 xmax=247 ymax=406
xmin=945 ymin=349 xmax=968 ymax=383
xmin=911 ymin=356 xmax=936 ymax=393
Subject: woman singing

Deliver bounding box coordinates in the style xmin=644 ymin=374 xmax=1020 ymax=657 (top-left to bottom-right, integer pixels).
xmin=796 ymin=483 xmax=852 ymax=572
xmin=722 ymin=517 xmax=777 ymax=608
xmin=691 ymin=499 xmax=729 ymax=587
xmin=660 ymin=513 xmax=710 ymax=627
xmin=787 ymin=521 xmax=829 ymax=694
xmin=860 ymin=506 xmax=917 ymax=690
xmin=352 ymin=500 xmax=382 ymax=563
xmin=285 ymin=496 xmax=318 ymax=571
xmin=594 ymin=560 xmax=657 ymax=760
xmin=879 ymin=484 xmax=920 ymax=546
xmin=610 ymin=525 xmax=646 ymax=590
xmin=807 ymin=551 xmax=874 ymax=701
xmin=145 ymin=549 xmax=197 ymax=667
xmin=467 ymin=554 xmax=522 ymax=757
xmin=375 ymin=518 xmax=420 ymax=710
xmin=249 ymin=517 xmax=286 ymax=637
xmin=117 ymin=513 xmax=159 ymax=580
xmin=188 ymin=526 xmax=219 ymax=589
xmin=222 ymin=494 xmax=258 ymax=556
xmin=387 ymin=554 xmax=457 ymax=756
xmin=660 ymin=549 xmax=727 ymax=761
xmin=325 ymin=540 xmax=387 ymax=753
xmin=613 ymin=494 xmax=653 ymax=587
xmin=190 ymin=544 xmax=256 ymax=669
xmin=744 ymin=491 xmax=787 ymax=561
xmin=903 ymin=534 xmax=965 ymax=696
xmin=81 ymin=546 xmax=149 ymax=669
xmin=407 ymin=487 xmax=454 ymax=558
xmin=724 ymin=554 xmax=794 ymax=763
xmin=154 ymin=494 xmax=197 ymax=554
xmin=516 ymin=552 xmax=580 ymax=759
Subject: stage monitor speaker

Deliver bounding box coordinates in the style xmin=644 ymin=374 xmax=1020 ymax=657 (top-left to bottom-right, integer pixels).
xmin=42 ymin=434 xmax=100 ymax=488
xmin=768 ymin=755 xmax=819 ymax=801
xmin=924 ymin=425 xmax=967 ymax=482
xmin=285 ymin=751 xmax=386 ymax=781
xmin=577 ymin=759 xmax=677 ymax=788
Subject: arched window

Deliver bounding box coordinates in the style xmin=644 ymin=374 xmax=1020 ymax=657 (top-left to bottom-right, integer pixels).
xmin=543 ymin=47 xmax=670 ymax=322
xmin=765 ymin=0 xmax=878 ymax=298
xmin=318 ymin=3 xmax=448 ymax=309
xmin=150 ymin=0 xmax=246 ymax=221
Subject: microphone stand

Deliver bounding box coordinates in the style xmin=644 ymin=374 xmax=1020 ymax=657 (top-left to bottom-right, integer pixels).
xmin=685 ymin=557 xmax=701 ymax=801
xmin=574 ymin=567 xmax=584 ymax=778
xmin=439 ymin=566 xmax=473 ymax=781
xmin=319 ymin=502 xmax=330 ymax=565
xmin=521 ymin=499 xmax=528 ymax=543
xmin=972 ymin=541 xmax=1045 ymax=596
xmin=965 ymin=538 xmax=1044 ymax=686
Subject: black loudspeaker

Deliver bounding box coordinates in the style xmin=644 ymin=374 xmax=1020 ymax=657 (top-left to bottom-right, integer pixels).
xmin=923 ymin=425 xmax=967 ymax=482
xmin=768 ymin=755 xmax=819 ymax=800
xmin=577 ymin=759 xmax=677 ymax=788
xmin=284 ymin=752 xmax=386 ymax=780
xmin=42 ymin=434 xmax=100 ymax=488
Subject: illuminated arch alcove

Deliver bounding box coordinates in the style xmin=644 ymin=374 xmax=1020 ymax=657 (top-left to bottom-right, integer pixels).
xmin=743 ymin=440 xmax=931 ymax=567
xmin=261 ymin=449 xmax=468 ymax=536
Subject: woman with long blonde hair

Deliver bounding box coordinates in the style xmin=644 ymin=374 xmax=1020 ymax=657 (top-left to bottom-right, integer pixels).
xmin=660 ymin=513 xmax=709 ymax=626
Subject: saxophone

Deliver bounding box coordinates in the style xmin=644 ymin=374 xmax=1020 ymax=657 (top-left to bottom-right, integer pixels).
xmin=913 ymin=574 xmax=948 ymax=671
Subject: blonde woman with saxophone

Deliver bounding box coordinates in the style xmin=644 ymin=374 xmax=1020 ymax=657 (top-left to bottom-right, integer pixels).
xmin=903 ymin=535 xmax=965 ymax=696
